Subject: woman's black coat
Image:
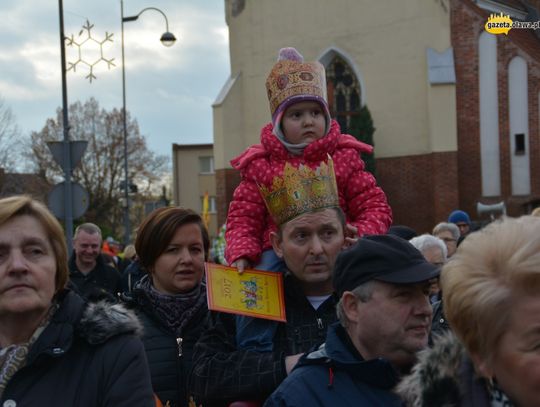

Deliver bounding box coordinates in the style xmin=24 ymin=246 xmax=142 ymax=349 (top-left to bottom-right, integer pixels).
xmin=124 ymin=285 xmax=209 ymax=407
xmin=1 ymin=290 xmax=155 ymax=407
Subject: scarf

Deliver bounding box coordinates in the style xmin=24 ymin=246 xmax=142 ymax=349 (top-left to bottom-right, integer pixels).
xmin=489 ymin=378 xmax=514 ymax=407
xmin=138 ymin=275 xmax=206 ymax=336
xmin=0 ymin=303 xmax=57 ymax=398
xmin=273 ymin=130 xmax=309 ymax=155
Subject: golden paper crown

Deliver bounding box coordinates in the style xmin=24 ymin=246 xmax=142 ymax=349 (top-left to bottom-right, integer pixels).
xmin=258 ymin=156 xmax=339 ymax=225
xmin=265 ymin=57 xmax=327 ymax=118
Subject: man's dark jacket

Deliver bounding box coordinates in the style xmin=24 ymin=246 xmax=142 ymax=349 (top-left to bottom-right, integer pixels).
xmin=69 ymin=253 xmax=122 ymax=302
xmin=264 ymin=322 xmax=403 ymax=407
xmin=123 ymin=282 xmax=209 ymax=407
xmin=1 ymin=289 xmax=155 ymax=406
xmin=189 ymin=272 xmax=338 ymax=406
xmin=431 ymin=300 xmax=451 ymax=337
xmin=121 ymin=260 xmax=145 ymax=293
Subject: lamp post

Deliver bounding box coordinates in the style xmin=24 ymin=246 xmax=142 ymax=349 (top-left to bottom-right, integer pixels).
xmin=120 ymin=0 xmax=176 ymax=245
xmin=57 ymin=0 xmax=74 ymax=253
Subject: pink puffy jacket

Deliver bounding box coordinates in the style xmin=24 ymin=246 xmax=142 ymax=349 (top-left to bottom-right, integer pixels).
xmin=225 ymin=120 xmax=392 ymax=265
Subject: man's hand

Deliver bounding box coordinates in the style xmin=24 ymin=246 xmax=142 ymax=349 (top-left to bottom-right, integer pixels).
xmin=285 ymin=353 xmax=303 ymax=375
xmin=344 ymin=224 xmax=359 ymax=248
xmin=231 ymin=258 xmax=251 ymax=274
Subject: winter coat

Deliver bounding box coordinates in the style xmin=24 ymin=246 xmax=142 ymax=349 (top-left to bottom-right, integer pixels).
xmin=121 ymin=259 xmax=146 ymax=293
xmin=264 ymin=322 xmax=402 ymax=407
xmin=431 ymin=300 xmax=451 ymax=340
xmin=123 ymin=283 xmax=209 ymax=407
xmin=1 ymin=289 xmax=155 ymax=407
xmin=397 ymin=332 xmax=491 ymax=407
xmin=69 ymin=253 xmax=122 ymax=302
xmin=189 ymin=272 xmax=338 ymax=406
xmin=225 ymin=120 xmax=392 ymax=265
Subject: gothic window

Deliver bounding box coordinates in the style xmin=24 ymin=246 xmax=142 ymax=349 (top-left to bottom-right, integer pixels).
xmin=326 ymin=56 xmax=362 ymax=133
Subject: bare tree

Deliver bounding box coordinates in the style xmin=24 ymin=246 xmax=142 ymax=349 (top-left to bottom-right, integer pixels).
xmin=25 ymin=97 xmax=169 ymax=236
xmin=0 ymin=97 xmax=21 ymax=171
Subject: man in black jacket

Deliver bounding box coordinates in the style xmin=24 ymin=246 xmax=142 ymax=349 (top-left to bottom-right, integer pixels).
xmin=69 ymin=223 xmax=122 ymax=302
xmin=190 ymin=207 xmax=349 ymax=406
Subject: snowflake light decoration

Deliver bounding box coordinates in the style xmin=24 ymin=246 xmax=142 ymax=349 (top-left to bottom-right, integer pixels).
xmin=66 ymin=20 xmax=115 ymax=82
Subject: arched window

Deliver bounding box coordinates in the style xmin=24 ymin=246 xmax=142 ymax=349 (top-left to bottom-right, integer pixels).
xmin=478 ymin=31 xmax=501 ymax=197
xmin=508 ymin=56 xmax=530 ymax=196
xmin=326 ymin=55 xmax=362 ymax=133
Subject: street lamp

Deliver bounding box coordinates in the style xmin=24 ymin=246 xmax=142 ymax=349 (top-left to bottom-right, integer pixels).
xmin=120 ymin=0 xmax=176 ymax=245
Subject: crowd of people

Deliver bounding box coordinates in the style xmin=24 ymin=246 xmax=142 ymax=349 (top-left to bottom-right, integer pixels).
xmin=1 ymin=46 xmax=540 ymax=407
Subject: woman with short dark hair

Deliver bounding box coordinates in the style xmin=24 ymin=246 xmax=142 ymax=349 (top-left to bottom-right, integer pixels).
xmin=124 ymin=206 xmax=209 ymax=407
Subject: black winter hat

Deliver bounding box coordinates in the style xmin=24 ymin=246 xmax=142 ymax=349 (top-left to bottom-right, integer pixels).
xmin=333 ymin=234 xmax=440 ymax=296
xmin=387 ymin=225 xmax=417 ymax=240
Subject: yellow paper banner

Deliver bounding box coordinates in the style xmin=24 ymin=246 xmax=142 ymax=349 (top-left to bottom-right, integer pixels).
xmin=205 ymin=262 xmax=286 ymax=322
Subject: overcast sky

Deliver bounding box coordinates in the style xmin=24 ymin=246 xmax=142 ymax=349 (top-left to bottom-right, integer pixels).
xmin=0 ymin=0 xmax=230 ymax=161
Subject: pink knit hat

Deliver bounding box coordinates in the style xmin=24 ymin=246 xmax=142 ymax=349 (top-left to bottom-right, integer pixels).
xmin=265 ymin=47 xmax=331 ymax=137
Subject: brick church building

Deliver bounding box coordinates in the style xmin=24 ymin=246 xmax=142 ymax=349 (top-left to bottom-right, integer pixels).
xmin=211 ymin=0 xmax=540 ymax=232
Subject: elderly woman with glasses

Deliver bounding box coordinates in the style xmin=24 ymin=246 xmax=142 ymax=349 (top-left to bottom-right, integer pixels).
xmin=432 ymin=222 xmax=460 ymax=257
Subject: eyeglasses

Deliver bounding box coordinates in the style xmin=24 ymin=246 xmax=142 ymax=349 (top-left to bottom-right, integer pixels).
xmin=441 ymin=237 xmax=457 ymax=243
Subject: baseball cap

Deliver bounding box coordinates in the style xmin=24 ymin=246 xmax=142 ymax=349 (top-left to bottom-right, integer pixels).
xmin=333 ymin=234 xmax=440 ymax=296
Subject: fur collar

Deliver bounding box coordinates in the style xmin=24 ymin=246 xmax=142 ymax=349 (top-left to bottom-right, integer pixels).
xmin=396 ymin=332 xmax=467 ymax=406
xmin=78 ymin=301 xmax=143 ymax=345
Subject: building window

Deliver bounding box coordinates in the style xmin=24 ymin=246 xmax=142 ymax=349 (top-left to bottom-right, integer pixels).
xmin=199 ymin=156 xmax=214 ymax=174
xmin=326 ymin=55 xmax=362 ymax=133
xmin=479 ymin=31 xmax=501 ymax=197
xmin=515 ymin=133 xmax=525 ymax=155
xmin=508 ymin=55 xmax=530 ymax=195
xmin=201 ymin=195 xmax=217 ymax=213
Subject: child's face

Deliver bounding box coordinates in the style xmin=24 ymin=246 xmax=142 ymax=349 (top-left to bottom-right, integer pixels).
xmin=281 ymin=101 xmax=326 ymax=145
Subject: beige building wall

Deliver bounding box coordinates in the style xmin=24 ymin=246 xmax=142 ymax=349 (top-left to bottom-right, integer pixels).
xmin=213 ymin=74 xmax=244 ymax=170
xmin=215 ymin=0 xmax=457 ymax=168
xmin=428 ymin=84 xmax=458 ymax=152
xmin=172 ymin=144 xmax=218 ymax=238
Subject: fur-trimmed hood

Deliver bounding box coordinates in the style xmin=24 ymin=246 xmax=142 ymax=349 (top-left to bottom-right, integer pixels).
xmin=25 ymin=290 xmax=144 ymax=366
xmin=78 ymin=300 xmax=143 ymax=345
xmin=7 ymin=289 xmax=155 ymax=406
xmin=397 ymin=332 xmax=490 ymax=407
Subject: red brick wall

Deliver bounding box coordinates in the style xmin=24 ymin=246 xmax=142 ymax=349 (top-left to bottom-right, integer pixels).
xmin=216 ymin=168 xmax=241 ymax=226
xmin=376 ymin=152 xmax=459 ymax=234
xmin=451 ymin=0 xmax=540 ymax=217
xmin=451 ymin=0 xmax=482 ymax=219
